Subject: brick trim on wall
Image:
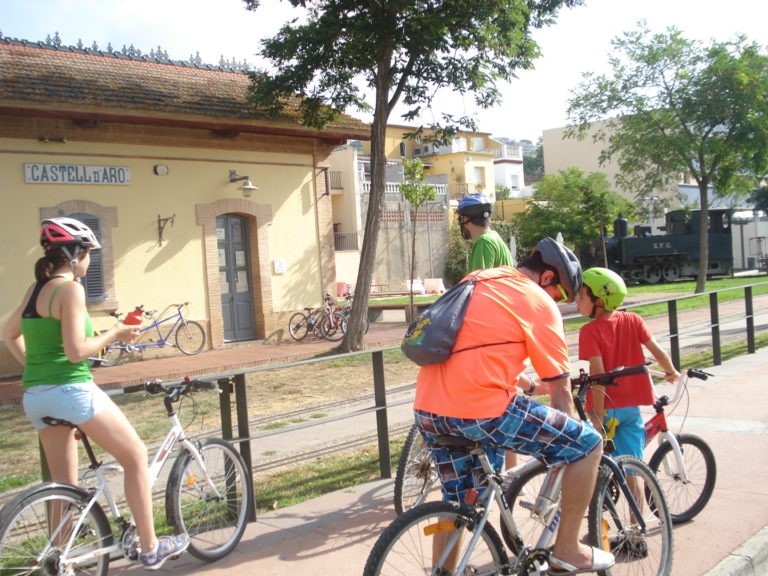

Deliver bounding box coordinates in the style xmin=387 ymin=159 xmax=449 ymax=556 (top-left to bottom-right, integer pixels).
xmin=41 ymin=201 xmax=119 ymax=314
xmin=196 ymin=199 xmax=273 ymax=348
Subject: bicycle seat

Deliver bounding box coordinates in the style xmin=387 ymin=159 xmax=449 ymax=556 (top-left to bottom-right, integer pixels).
xmin=41 ymin=416 xmax=77 ymax=428
xmin=432 ymin=435 xmax=479 ymax=449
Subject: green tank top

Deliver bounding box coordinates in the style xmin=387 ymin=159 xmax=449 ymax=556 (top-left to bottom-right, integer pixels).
xmin=21 ymin=282 xmax=94 ymax=389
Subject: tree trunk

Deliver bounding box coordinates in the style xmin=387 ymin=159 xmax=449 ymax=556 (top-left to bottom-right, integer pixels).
xmin=695 ymin=183 xmax=710 ymax=294
xmin=337 ymin=79 xmax=392 ymax=351
xmin=409 ymin=204 xmax=417 ymax=320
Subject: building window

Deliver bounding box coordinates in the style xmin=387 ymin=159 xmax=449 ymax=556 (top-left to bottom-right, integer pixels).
xmin=510 ymin=175 xmax=519 ymax=190
xmin=70 ymin=212 xmax=105 ymax=302
xmin=474 ymin=167 xmax=485 ymax=187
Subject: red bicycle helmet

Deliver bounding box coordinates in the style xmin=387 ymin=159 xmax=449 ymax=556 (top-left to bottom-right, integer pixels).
xmin=40 ymin=217 xmax=101 ymax=253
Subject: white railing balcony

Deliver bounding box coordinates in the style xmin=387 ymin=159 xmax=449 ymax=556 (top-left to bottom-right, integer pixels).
xmin=362 ymin=181 xmax=448 ymax=202
xmin=484 ymin=145 xmax=523 ymax=161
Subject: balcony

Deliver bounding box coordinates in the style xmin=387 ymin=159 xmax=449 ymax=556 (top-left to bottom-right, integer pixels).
xmin=334 ymin=232 xmax=359 ymax=251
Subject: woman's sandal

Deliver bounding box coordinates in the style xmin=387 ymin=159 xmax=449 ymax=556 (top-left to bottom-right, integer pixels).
xmin=548 ymin=547 xmax=615 ymax=575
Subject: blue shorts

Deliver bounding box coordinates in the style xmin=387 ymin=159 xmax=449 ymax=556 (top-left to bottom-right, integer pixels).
xmin=603 ymin=406 xmax=645 ymax=460
xmin=415 ymin=395 xmax=602 ymax=503
xmin=23 ymin=382 xmax=113 ymax=430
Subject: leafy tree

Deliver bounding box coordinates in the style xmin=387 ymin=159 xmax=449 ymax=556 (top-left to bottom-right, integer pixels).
xmin=400 ymin=158 xmax=436 ymax=315
xmin=513 ymin=166 xmax=634 ymax=265
xmin=750 ymin=184 xmax=768 ymax=213
xmin=567 ymin=23 xmax=768 ymax=292
xmin=496 ymin=184 xmax=512 ymax=200
xmin=243 ymin=0 xmax=583 ymax=351
xmin=523 ymin=137 xmax=544 ymax=185
xmin=444 ymin=220 xmax=470 ymax=286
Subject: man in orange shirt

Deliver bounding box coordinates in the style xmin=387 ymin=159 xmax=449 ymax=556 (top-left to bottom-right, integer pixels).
xmin=414 ymin=238 xmax=613 ymax=574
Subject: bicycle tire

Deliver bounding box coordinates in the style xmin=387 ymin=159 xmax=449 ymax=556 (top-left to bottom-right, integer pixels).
xmin=288 ymin=312 xmax=309 ymax=341
xmin=363 ymin=500 xmax=509 ymax=576
xmin=166 ymin=438 xmax=252 ymax=562
xmin=500 ymin=459 xmax=549 ymax=556
xmin=320 ymin=312 xmax=347 ymax=342
xmin=341 ymin=309 xmax=369 ymax=334
xmin=588 ymin=455 xmax=674 ymax=576
xmin=393 ymin=425 xmax=439 ymax=515
xmin=0 ymin=483 xmax=113 ymax=576
xmin=647 ymin=433 xmax=716 ymax=524
xmin=174 ymin=320 xmax=206 ymax=355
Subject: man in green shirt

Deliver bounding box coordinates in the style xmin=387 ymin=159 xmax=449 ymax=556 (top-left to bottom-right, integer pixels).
xmin=457 ymin=193 xmax=513 ymax=271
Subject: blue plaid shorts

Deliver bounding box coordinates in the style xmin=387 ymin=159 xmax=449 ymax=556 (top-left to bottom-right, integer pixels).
xmin=415 ymin=394 xmax=601 ymax=503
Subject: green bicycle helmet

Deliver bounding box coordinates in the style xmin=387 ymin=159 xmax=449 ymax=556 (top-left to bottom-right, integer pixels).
xmin=582 ymin=267 xmax=627 ymax=311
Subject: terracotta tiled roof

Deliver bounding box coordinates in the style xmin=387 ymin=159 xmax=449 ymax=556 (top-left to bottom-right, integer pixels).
xmin=0 ymin=38 xmax=369 ymax=137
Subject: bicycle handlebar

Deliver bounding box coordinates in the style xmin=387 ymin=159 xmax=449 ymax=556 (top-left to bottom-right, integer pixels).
xmin=647 ymin=367 xmax=712 ymax=405
xmin=123 ymin=377 xmax=220 ymax=396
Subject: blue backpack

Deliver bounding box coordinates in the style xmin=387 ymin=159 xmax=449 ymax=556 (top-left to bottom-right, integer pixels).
xmin=401 ymin=273 xmax=479 ymax=365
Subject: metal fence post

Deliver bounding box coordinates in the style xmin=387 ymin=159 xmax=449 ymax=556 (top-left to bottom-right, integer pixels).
xmin=372 ymin=350 xmax=392 ymax=478
xmin=668 ymin=300 xmax=680 ymax=369
xmin=218 ymin=377 xmax=233 ymax=440
xmin=710 ymin=292 xmax=721 ymax=365
xmin=746 ymin=286 xmax=755 ymax=354
xmin=232 ymin=372 xmax=256 ymax=522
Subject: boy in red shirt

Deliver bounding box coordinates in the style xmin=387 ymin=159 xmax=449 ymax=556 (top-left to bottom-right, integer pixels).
xmin=576 ymin=267 xmax=679 ymax=557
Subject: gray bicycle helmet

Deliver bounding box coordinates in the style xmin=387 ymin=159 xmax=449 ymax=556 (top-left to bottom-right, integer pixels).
xmin=531 ymin=237 xmax=582 ymax=303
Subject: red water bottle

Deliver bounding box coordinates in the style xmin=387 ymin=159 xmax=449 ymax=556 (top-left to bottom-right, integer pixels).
xmin=124 ymin=307 xmax=144 ymax=326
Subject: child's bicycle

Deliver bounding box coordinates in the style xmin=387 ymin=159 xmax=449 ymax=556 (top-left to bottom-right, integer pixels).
xmin=643 ymin=367 xmax=716 ymax=524
xmin=96 ymin=303 xmax=206 ymax=366
xmin=0 ymin=378 xmax=253 ymax=576
xmin=368 ymin=364 xmax=674 ymax=576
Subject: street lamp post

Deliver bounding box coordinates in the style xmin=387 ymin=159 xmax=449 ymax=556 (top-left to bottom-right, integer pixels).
xmin=425 ymin=201 xmax=447 ymax=277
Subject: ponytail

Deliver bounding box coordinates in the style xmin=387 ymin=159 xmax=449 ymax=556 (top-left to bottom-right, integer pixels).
xmin=33 ymin=250 xmax=70 ymax=283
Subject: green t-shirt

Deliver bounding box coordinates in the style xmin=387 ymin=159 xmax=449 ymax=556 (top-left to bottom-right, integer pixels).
xmin=21 ymin=308 xmax=93 ymax=389
xmin=469 ymin=229 xmax=513 ymax=271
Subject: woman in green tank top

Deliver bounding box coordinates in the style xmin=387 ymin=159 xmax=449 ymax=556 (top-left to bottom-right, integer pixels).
xmin=2 ymin=217 xmax=190 ymax=567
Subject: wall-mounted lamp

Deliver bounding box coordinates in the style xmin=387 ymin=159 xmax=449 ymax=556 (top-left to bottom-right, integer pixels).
xmin=157 ymin=214 xmax=175 ymax=246
xmin=229 ymin=170 xmax=259 ymax=197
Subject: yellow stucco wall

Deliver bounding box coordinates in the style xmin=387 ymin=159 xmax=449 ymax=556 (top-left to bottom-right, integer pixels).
xmin=0 ymin=134 xmax=331 ymax=375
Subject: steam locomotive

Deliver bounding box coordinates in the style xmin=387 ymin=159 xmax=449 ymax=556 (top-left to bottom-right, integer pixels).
xmin=598 ymin=209 xmax=734 ymax=284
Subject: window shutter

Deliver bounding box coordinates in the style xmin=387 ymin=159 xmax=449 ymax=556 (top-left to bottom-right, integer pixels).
xmin=70 ymin=213 xmax=105 ymax=302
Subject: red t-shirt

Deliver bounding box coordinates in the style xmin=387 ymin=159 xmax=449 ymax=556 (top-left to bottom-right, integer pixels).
xmin=414 ymin=267 xmax=570 ymax=419
xmin=578 ymin=311 xmax=655 ymax=409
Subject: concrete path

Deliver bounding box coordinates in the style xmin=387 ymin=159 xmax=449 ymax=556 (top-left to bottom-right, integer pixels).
xmin=107 ymin=346 xmax=768 ymax=576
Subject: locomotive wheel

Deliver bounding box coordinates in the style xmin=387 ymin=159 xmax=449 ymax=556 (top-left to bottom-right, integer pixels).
xmin=662 ymin=263 xmax=680 ymax=282
xmin=643 ymin=263 xmax=662 ymax=284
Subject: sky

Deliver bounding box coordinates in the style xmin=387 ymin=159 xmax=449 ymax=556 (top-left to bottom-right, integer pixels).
xmin=1 ymin=0 xmax=766 ymax=142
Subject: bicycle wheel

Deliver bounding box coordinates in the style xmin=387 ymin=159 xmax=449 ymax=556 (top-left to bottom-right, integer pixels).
xmin=0 ymin=483 xmax=113 ymax=576
xmin=647 ymin=433 xmax=716 ymax=524
xmin=588 ymin=455 xmax=674 ymax=576
xmin=174 ymin=320 xmax=206 ymax=355
xmin=393 ymin=425 xmax=439 ymax=515
xmin=288 ymin=312 xmax=309 ymax=341
xmin=364 ymin=500 xmax=509 ymax=576
xmin=320 ymin=312 xmax=347 ymax=342
xmin=166 ymin=438 xmax=252 ymax=561
xmin=500 ymin=459 xmax=548 ymax=556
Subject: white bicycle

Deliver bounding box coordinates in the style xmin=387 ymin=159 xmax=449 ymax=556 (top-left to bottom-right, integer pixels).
xmin=0 ymin=378 xmax=253 ymax=576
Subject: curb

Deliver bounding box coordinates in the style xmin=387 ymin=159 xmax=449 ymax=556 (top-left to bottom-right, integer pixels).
xmin=704 ymin=526 xmax=768 ymax=576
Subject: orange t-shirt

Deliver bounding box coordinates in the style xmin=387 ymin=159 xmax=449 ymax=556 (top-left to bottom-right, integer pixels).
xmin=413 ymin=267 xmax=570 ymax=419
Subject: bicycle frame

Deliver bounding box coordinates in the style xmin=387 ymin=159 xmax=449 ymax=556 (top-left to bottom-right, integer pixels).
xmin=56 ymin=384 xmax=223 ymax=571
xmin=129 ymin=305 xmax=187 ymax=350
xmin=644 ymin=369 xmax=694 ymax=484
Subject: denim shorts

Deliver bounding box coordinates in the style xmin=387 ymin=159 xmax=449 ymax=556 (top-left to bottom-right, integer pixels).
xmin=23 ymin=382 xmax=112 ymax=430
xmin=415 ymin=394 xmax=602 ymax=503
